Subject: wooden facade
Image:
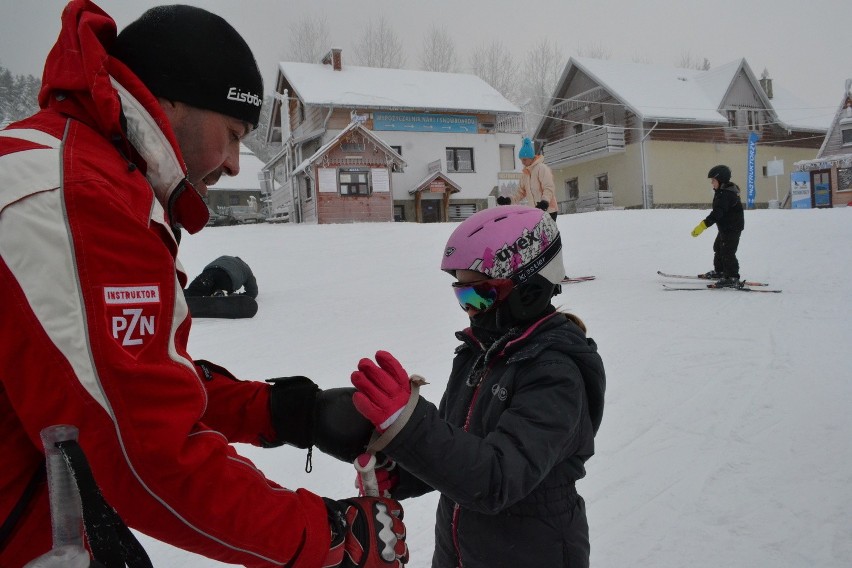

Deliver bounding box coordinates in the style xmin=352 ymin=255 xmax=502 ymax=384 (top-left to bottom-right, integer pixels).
xmin=292 ymin=123 xmax=404 ymax=224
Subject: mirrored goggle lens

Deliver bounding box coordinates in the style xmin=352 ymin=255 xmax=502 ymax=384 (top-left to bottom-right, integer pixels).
xmin=451 ymin=279 xmax=513 ymax=311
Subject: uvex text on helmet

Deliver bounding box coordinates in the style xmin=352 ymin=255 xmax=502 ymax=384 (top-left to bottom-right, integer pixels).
xmin=707 ymin=165 xmax=732 ymax=184
xmin=441 ymin=205 xmax=565 ymax=286
xmin=111 ymin=5 xmax=264 ymax=128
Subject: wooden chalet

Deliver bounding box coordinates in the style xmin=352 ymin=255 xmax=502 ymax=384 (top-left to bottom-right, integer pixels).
xmin=288 ymin=122 xmax=405 ymax=224
xmin=534 ymin=57 xmax=831 ymax=211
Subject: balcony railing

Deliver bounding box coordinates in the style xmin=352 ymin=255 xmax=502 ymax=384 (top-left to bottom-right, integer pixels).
xmin=496 ymin=114 xmax=525 ymax=134
xmin=543 ymin=126 xmax=625 ymax=168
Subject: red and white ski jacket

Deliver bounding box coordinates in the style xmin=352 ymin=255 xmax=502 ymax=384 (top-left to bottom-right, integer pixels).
xmin=0 ymin=1 xmax=329 ymax=566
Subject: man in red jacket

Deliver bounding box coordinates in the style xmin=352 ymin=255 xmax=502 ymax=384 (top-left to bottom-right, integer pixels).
xmin=0 ymin=2 xmax=407 ymax=567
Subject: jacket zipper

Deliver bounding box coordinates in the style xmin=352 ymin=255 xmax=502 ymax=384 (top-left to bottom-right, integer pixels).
xmin=452 ymin=365 xmax=490 ymax=567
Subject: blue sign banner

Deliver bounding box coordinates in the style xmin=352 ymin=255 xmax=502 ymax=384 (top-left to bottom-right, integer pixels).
xmin=373 ymin=111 xmax=478 ymax=133
xmin=746 ymin=131 xmax=760 ymax=209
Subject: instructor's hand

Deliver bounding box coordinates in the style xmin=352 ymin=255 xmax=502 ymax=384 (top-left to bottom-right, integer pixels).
xmin=691 ymin=221 xmax=707 ymax=237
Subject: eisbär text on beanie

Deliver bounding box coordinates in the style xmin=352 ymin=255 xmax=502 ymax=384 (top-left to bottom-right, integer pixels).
xmin=111 ymin=5 xmax=264 ymax=128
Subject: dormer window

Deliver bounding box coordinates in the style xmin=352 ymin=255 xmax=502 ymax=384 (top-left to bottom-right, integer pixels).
xmin=841 ymin=127 xmax=852 ymax=146
xmin=726 ymin=110 xmax=737 ymax=127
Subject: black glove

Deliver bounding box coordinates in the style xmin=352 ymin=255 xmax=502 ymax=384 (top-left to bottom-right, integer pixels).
xmin=323 ymin=497 xmax=408 ymax=567
xmin=496 ymin=196 xmax=512 ymax=205
xmin=535 ymin=200 xmax=549 ymax=211
xmin=267 ymin=377 xmax=373 ymax=462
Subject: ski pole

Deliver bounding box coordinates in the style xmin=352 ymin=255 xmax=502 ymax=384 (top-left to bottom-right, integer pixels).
xmin=354 ymin=453 xmax=379 ymax=497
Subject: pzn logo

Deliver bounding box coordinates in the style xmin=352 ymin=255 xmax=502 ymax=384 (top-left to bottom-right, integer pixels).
xmin=112 ymin=308 xmax=155 ymax=346
xmin=103 ymin=285 xmax=161 ymax=352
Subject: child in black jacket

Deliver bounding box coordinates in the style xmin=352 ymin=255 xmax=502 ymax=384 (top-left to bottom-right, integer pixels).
xmin=350 ymin=206 xmax=606 ymax=568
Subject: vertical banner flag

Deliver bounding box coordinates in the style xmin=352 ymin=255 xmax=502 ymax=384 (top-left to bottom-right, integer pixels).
xmin=746 ymin=131 xmax=760 ymax=209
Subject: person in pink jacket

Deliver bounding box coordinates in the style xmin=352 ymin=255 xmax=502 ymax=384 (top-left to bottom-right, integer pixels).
xmin=497 ymin=137 xmax=558 ymax=219
xmin=0 ymin=2 xmax=407 ymax=567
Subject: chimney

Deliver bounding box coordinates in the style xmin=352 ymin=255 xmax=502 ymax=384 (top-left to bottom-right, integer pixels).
xmin=322 ymin=48 xmax=342 ymax=71
xmin=759 ymin=68 xmax=773 ymax=100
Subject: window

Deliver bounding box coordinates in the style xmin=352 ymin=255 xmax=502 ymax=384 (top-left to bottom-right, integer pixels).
xmin=393 ymin=205 xmax=406 ymax=222
xmin=592 ymin=114 xmax=605 ymax=126
xmin=726 ymin=110 xmax=737 ymax=127
xmin=229 ymin=195 xmax=240 ymax=206
xmin=747 ymin=110 xmax=760 ymax=131
xmin=448 ymin=204 xmax=477 ymax=221
xmin=573 ymin=123 xmax=583 ymax=136
xmin=446 ymin=147 xmax=474 ymax=172
xmin=595 ymin=174 xmax=609 ymax=193
xmin=566 ymin=178 xmax=579 ymax=200
xmin=341 ymin=142 xmax=365 ymax=152
xmin=390 ymin=145 xmax=402 ymax=156
xmin=339 ymin=169 xmax=370 ymax=196
xmin=305 ymin=177 xmax=313 ymax=201
xmin=842 ymin=128 xmax=852 ymax=146
xmin=499 ymin=145 xmax=515 ymax=171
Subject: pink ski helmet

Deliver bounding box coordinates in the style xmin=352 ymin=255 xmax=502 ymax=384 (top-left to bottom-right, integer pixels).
xmin=441 ymin=205 xmax=565 ymax=285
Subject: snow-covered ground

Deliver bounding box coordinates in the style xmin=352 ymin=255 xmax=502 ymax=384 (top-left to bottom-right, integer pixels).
xmin=139 ymin=207 xmax=852 ymax=567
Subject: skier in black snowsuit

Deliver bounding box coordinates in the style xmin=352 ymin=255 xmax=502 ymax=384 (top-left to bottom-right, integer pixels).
xmin=185 ymin=255 xmax=258 ymax=298
xmin=691 ymin=164 xmax=745 ymax=288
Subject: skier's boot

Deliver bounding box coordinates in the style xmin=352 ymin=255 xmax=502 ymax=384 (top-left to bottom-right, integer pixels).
xmin=714 ymin=276 xmax=744 ymax=288
xmin=700 ymin=270 xmax=723 ymax=279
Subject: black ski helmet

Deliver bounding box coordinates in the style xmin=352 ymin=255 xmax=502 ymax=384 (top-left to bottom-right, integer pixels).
xmin=707 ymin=165 xmax=732 ymax=184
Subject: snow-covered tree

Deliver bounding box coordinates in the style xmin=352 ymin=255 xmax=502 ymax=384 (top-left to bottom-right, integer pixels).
xmin=677 ymin=51 xmax=710 ymax=70
xmin=420 ymin=24 xmax=458 ymax=73
xmin=577 ymin=42 xmax=612 ymax=60
xmin=469 ymin=40 xmax=519 ymax=104
xmin=282 ymin=14 xmax=330 ymax=63
xmin=0 ymin=63 xmax=40 ymax=124
xmin=520 ymin=39 xmax=565 ymax=129
xmin=352 ymin=16 xmax=406 ymax=68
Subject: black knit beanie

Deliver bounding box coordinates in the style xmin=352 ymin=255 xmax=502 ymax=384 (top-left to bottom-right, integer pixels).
xmin=111 ymin=5 xmax=263 ymax=128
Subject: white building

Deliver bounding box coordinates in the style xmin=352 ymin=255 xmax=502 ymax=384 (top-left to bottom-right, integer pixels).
xmin=262 ymin=48 xmax=524 ymax=223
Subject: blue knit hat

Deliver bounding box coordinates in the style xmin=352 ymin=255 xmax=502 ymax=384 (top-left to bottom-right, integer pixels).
xmin=519 ymin=137 xmax=535 ymax=159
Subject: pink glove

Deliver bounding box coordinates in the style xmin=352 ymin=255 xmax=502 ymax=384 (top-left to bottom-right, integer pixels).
xmin=355 ymin=453 xmax=400 ymax=498
xmin=351 ymin=351 xmax=412 ymax=432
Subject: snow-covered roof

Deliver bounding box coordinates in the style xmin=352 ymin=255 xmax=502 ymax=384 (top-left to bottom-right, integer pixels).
xmin=211 ymin=144 xmax=264 ymax=191
xmin=278 ymin=62 xmax=521 ymax=115
xmin=556 ymin=57 xmax=829 ymax=131
xmin=408 ymin=171 xmax=462 ymax=195
xmin=569 ymin=56 xmax=725 ymax=124
xmin=293 ymin=122 xmax=406 ymax=175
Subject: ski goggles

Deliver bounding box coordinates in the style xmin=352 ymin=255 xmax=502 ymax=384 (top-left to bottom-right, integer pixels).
xmin=451 ymin=278 xmax=514 ymax=312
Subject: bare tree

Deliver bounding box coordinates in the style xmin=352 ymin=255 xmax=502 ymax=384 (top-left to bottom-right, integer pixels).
xmin=420 ymin=24 xmax=458 ymax=72
xmin=577 ymin=42 xmax=612 ymax=60
xmin=469 ymin=40 xmax=519 ymax=103
xmin=520 ymin=39 xmax=565 ymax=127
xmin=282 ymin=14 xmax=330 ymax=63
xmin=677 ymin=51 xmax=710 ymax=70
xmin=352 ymin=16 xmax=406 ymax=68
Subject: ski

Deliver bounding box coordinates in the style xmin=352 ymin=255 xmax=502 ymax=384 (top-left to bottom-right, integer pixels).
xmin=662 ymin=284 xmax=782 ymax=293
xmin=562 ymin=276 xmax=596 ymax=283
xmin=657 ymin=271 xmax=768 ymax=287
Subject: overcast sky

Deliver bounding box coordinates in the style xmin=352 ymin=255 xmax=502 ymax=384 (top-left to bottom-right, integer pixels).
xmin=1 ymin=0 xmax=850 ymax=113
